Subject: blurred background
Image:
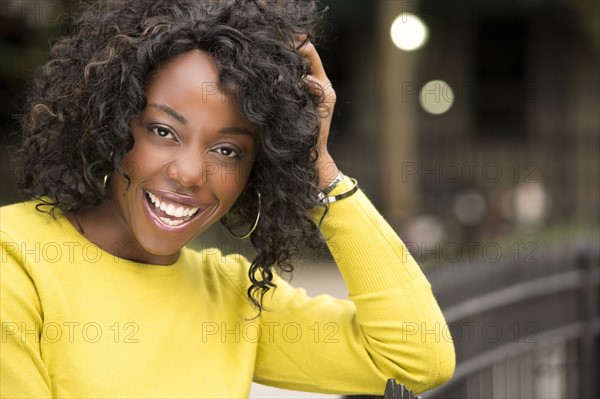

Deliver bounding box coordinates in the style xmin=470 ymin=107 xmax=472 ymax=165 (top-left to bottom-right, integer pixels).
xmin=1 ymin=0 xmax=598 ymax=398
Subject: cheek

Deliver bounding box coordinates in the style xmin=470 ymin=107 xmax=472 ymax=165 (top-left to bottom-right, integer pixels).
xmin=120 ymin=141 xmax=168 ymax=182
xmin=209 ymin=161 xmax=254 ymax=203
xmin=120 ymin=153 xmax=143 ymax=183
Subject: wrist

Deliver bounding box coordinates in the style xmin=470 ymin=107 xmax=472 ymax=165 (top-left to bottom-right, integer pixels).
xmin=316 ymin=154 xmax=339 ymax=190
xmin=318 ymin=175 xmax=358 ymax=204
xmin=317 ymin=171 xmax=343 ymax=203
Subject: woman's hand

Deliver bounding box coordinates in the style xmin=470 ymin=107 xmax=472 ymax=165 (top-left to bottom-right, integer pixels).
xmin=298 ymin=40 xmax=340 ymax=190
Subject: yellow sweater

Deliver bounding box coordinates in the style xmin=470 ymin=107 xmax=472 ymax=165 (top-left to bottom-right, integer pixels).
xmin=0 ymin=178 xmax=454 ymax=398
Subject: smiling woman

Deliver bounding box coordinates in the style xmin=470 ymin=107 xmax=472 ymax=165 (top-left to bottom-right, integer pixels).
xmin=0 ymin=0 xmax=454 ymax=398
xmin=74 ymin=50 xmax=258 ymax=265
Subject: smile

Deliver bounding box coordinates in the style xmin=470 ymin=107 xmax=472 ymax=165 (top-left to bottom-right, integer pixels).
xmin=145 ymin=191 xmax=201 ymax=227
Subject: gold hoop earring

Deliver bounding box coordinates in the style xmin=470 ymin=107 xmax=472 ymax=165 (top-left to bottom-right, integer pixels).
xmin=103 ymin=151 xmax=114 ymax=191
xmin=224 ymin=191 xmax=261 ymax=239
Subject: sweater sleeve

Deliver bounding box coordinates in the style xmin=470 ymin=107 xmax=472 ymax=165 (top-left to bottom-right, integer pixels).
xmin=253 ymin=177 xmax=455 ymax=395
xmin=1 ymin=232 xmax=53 ymax=398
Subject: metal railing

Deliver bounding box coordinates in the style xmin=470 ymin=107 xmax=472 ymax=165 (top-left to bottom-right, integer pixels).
xmin=423 ymin=239 xmax=599 ymax=399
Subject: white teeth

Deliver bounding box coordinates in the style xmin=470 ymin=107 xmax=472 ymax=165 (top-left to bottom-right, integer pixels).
xmin=166 ymin=203 xmax=175 ymax=216
xmin=148 ymin=192 xmax=161 ymax=208
xmin=146 ymin=192 xmax=201 ymax=225
xmin=159 ymin=216 xmax=185 ymax=227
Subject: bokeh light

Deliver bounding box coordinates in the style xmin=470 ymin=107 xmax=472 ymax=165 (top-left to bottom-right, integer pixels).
xmin=390 ymin=13 xmax=429 ymax=51
xmin=454 ymin=190 xmax=487 ymax=226
xmin=419 ymin=80 xmax=455 ymax=115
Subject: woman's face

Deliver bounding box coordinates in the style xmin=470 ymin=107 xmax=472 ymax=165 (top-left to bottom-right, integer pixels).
xmin=110 ymin=50 xmax=256 ymax=263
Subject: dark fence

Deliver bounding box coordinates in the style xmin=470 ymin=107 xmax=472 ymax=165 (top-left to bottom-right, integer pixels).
xmin=347 ymin=238 xmax=599 ymax=399
xmin=423 ymin=238 xmax=599 ymax=399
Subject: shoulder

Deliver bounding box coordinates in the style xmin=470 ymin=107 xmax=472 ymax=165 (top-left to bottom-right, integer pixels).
xmin=1 ymin=200 xmax=45 ymax=244
xmin=1 ymin=200 xmax=75 ymax=250
xmin=1 ymin=199 xmax=60 ymax=236
xmin=1 ymin=200 xmax=42 ymax=222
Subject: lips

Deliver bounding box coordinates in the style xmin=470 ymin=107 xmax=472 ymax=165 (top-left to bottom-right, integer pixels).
xmin=145 ymin=191 xmax=202 ymax=227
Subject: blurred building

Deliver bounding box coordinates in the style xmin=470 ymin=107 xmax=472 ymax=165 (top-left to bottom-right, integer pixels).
xmin=322 ymin=2 xmax=600 ymax=398
xmin=321 ymin=0 xmax=598 ymax=260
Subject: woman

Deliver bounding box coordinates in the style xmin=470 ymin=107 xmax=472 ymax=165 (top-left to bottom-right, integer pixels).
xmin=0 ymin=0 xmax=455 ymax=397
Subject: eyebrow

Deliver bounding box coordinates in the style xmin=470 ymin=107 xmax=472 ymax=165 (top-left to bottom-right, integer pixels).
xmin=220 ymin=127 xmax=256 ymax=138
xmin=148 ymin=102 xmax=255 ymax=138
xmin=148 ymin=103 xmax=188 ymax=125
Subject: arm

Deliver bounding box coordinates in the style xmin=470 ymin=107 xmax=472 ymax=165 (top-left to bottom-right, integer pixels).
xmin=253 ymin=42 xmax=454 ymax=395
xmin=1 ymin=233 xmax=53 ymax=398
xmin=253 ymin=179 xmax=455 ymax=395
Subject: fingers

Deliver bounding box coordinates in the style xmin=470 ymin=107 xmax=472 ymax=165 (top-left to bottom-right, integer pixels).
xmin=304 ymin=74 xmax=336 ymax=106
xmin=294 ymin=39 xmax=336 ymax=173
xmin=296 ymin=40 xmax=336 ymax=106
xmin=297 ymin=40 xmax=327 ymax=82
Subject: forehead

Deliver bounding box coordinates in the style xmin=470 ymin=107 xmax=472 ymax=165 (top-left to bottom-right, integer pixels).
xmin=144 ymin=50 xmax=252 ymax=131
xmin=148 ymin=50 xmax=220 ymax=95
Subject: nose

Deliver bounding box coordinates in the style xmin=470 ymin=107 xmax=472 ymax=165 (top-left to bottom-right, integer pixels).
xmin=165 ymin=148 xmax=208 ymax=188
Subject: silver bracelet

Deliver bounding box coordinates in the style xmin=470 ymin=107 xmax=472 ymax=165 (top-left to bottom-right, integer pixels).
xmin=319 ymin=177 xmax=359 ymax=204
xmin=317 ymin=171 xmax=344 ymax=202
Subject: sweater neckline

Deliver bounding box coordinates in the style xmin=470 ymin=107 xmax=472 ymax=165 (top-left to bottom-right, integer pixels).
xmin=44 ymin=200 xmax=186 ymax=276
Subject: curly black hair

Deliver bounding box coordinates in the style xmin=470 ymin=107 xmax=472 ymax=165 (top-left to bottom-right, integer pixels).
xmin=18 ymin=0 xmax=330 ymax=312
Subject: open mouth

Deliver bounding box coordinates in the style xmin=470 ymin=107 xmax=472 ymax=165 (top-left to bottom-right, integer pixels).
xmin=145 ymin=191 xmax=201 ymax=227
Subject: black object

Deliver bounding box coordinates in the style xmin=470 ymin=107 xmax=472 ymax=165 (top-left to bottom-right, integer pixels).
xmin=383 ymin=379 xmax=421 ymax=399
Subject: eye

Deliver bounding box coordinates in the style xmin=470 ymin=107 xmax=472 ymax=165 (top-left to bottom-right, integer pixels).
xmin=150 ymin=126 xmax=175 ymax=139
xmin=214 ymin=146 xmax=241 ymax=158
